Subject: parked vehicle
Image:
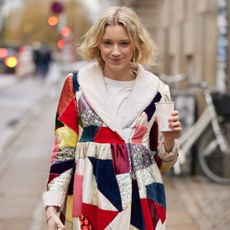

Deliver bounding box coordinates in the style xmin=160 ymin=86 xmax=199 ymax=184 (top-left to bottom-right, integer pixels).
xmin=0 ymin=46 xmax=18 ymax=74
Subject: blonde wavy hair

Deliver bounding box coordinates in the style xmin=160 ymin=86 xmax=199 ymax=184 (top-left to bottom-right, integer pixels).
xmin=77 ymin=6 xmax=157 ymax=67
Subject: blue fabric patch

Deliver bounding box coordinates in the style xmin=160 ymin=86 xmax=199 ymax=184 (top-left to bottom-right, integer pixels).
xmin=146 ymin=182 xmax=166 ymax=208
xmin=144 ymin=92 xmax=162 ymax=121
xmin=131 ymin=180 xmax=145 ymax=230
xmin=79 ymin=125 xmax=99 ymax=142
xmin=88 ymin=157 xmax=123 ymax=211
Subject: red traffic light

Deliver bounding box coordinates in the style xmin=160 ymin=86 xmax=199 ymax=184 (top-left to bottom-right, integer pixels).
xmin=51 ymin=1 xmax=64 ymax=15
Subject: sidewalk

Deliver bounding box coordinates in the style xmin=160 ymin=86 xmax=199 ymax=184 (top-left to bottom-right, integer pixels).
xmin=165 ymin=176 xmax=199 ymax=230
xmin=166 ymin=175 xmax=230 ymax=229
xmin=0 ymin=96 xmax=55 ymax=230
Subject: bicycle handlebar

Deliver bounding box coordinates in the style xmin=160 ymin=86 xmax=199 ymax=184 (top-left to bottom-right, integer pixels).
xmin=188 ymin=81 xmax=209 ymax=89
xmin=159 ymin=73 xmax=187 ymax=84
xmin=159 ymin=73 xmax=209 ymax=89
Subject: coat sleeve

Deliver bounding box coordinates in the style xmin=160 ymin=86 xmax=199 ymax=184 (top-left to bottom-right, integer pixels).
xmin=43 ymin=74 xmax=78 ymax=208
xmin=150 ymin=82 xmax=179 ymax=173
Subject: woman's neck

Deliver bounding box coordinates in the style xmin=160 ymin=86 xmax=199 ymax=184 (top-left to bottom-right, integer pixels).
xmin=103 ymin=66 xmax=136 ymax=81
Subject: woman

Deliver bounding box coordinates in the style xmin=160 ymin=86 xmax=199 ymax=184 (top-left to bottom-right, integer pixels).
xmin=43 ymin=6 xmax=182 ymax=230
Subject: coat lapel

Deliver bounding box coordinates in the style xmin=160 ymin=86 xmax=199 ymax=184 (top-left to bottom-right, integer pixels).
xmin=77 ymin=63 xmax=160 ymax=139
xmin=119 ymin=65 xmax=160 ymax=128
xmin=78 ymin=63 xmax=123 ymax=135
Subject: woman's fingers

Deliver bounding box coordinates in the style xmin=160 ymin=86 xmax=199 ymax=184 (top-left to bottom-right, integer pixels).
xmin=169 ymin=111 xmax=180 ymax=121
xmin=167 ymin=110 xmax=182 ymax=134
xmin=53 ymin=215 xmax=66 ymax=230
xmin=170 ymin=120 xmax=182 ymax=130
xmin=47 ymin=215 xmax=65 ymax=230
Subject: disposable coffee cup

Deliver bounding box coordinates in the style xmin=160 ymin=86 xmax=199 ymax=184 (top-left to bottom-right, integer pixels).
xmin=155 ymin=101 xmax=175 ymax=132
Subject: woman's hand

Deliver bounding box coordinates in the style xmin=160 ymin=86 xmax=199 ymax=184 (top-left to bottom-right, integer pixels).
xmin=162 ymin=110 xmax=182 ymax=152
xmin=47 ymin=214 xmax=65 ymax=230
xmin=46 ymin=206 xmax=65 ymax=230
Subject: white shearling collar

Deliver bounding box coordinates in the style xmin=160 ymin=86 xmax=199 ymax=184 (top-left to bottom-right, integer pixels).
xmin=78 ymin=62 xmax=160 ymax=139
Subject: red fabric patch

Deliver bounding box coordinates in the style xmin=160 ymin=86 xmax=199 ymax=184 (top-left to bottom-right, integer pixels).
xmin=141 ymin=198 xmax=166 ymax=229
xmin=153 ymin=201 xmax=166 ymax=224
xmin=131 ymin=125 xmax=148 ymax=144
xmin=154 ymin=155 xmax=162 ymax=169
xmin=60 ymin=211 xmax=66 ymax=224
xmin=140 ymin=199 xmax=155 ymax=230
xmin=94 ymin=127 xmax=125 ymax=144
xmin=58 ymin=97 xmax=78 ymax=133
xmin=111 ymin=144 xmax=130 ymax=174
xmin=72 ymin=174 xmax=83 ymax=217
xmin=57 ymin=76 xmax=75 ymax=115
xmin=82 ymin=203 xmax=119 ymax=230
xmin=48 ymin=173 xmax=59 ymax=184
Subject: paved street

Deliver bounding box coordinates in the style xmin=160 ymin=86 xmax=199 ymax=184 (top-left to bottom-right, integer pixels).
xmin=165 ymin=176 xmax=230 ymax=229
xmin=0 ymin=65 xmax=229 ymax=230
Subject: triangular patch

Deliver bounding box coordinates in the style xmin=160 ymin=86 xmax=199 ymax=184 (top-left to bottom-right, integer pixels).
xmin=94 ymin=127 xmax=125 ymax=144
xmin=88 ymin=157 xmax=123 ymax=211
xmin=48 ymin=173 xmax=59 ymax=184
xmin=58 ymin=97 xmax=78 ymax=133
xmin=153 ymin=201 xmax=166 ymax=224
xmin=82 ymin=203 xmax=119 ymax=230
xmin=144 ymin=92 xmax=161 ymax=121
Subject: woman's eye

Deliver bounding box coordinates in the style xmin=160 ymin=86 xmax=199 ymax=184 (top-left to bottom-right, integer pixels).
xmin=120 ymin=41 xmax=130 ymax=46
xmin=103 ymin=41 xmax=112 ymax=46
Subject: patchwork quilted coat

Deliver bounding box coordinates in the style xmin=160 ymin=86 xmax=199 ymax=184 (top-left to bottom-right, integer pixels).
xmin=43 ymin=63 xmax=179 ymax=230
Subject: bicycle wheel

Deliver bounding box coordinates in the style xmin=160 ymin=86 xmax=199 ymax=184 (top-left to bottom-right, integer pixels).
xmin=198 ymin=125 xmax=230 ymax=185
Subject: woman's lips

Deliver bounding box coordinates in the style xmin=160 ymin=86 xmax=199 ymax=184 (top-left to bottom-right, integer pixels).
xmin=109 ymin=58 xmax=123 ymax=63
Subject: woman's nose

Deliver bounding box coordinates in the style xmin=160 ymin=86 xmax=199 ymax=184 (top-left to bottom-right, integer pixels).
xmin=111 ymin=45 xmax=121 ymax=55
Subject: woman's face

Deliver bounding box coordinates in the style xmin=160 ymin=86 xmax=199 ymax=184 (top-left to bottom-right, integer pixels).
xmin=99 ymin=25 xmax=134 ymax=74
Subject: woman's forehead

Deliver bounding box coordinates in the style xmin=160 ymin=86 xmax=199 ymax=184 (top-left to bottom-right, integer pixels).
xmin=102 ymin=25 xmax=130 ymax=39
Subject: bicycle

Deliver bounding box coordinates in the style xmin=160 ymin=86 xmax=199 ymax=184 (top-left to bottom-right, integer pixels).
xmin=160 ymin=74 xmax=230 ymax=185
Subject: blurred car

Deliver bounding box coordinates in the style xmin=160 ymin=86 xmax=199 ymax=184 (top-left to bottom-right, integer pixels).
xmin=16 ymin=45 xmax=35 ymax=77
xmin=0 ymin=46 xmax=18 ymax=74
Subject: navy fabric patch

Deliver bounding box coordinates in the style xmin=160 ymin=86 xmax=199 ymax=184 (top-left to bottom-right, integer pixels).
xmin=131 ymin=180 xmax=145 ymax=230
xmin=79 ymin=125 xmax=99 ymax=142
xmin=50 ymin=159 xmax=75 ymax=174
xmin=144 ymin=92 xmax=162 ymax=121
xmin=88 ymin=157 xmax=122 ymax=211
xmin=146 ymin=182 xmax=166 ymax=208
xmin=72 ymin=72 xmax=79 ymax=93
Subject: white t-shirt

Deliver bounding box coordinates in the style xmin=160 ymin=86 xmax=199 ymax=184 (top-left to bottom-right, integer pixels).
xmin=104 ymin=77 xmax=135 ymax=129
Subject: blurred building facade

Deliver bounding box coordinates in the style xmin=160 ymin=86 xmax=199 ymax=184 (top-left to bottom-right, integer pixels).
xmin=120 ymin=0 xmax=230 ymax=91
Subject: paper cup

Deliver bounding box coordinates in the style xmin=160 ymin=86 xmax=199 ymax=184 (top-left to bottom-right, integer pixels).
xmin=155 ymin=101 xmax=175 ymax=132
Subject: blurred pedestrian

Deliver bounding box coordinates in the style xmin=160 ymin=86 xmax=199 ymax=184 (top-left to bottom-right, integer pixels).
xmin=33 ymin=42 xmax=52 ymax=79
xmin=43 ymin=6 xmax=182 ymax=230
